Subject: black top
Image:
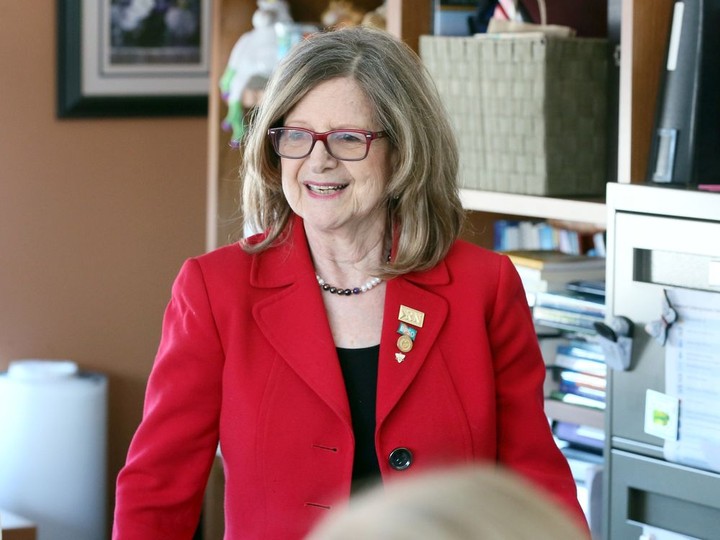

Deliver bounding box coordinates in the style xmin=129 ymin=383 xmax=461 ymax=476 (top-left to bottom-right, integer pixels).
xmin=336 ymin=345 xmax=381 ymax=492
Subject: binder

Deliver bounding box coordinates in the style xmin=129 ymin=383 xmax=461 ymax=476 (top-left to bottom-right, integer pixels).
xmin=647 ymin=0 xmax=720 ymax=185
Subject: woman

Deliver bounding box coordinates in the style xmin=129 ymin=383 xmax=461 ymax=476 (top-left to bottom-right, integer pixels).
xmin=307 ymin=464 xmax=589 ymax=540
xmin=113 ymin=26 xmax=587 ymax=539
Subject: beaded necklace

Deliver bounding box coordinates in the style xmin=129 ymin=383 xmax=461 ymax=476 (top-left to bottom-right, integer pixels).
xmin=315 ymin=273 xmax=382 ymax=296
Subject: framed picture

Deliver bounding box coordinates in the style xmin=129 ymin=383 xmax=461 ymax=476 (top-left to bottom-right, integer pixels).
xmin=57 ymin=0 xmax=211 ymax=117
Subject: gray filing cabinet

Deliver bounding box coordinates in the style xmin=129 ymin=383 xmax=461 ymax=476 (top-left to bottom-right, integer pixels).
xmin=604 ymin=183 xmax=720 ymax=539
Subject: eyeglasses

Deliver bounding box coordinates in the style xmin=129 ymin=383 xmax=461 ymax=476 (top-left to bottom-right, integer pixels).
xmin=268 ymin=127 xmax=387 ymax=161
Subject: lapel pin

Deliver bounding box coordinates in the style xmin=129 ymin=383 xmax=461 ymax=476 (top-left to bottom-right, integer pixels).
xmin=398 ymin=305 xmax=425 ymax=328
xmin=396 ymin=334 xmax=414 ymax=353
xmin=396 ymin=322 xmax=418 ymax=341
xmin=394 ymin=305 xmax=424 ymax=363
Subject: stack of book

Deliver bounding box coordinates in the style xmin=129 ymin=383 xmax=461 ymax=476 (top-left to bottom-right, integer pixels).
xmin=494 ymin=220 xmax=606 ymax=256
xmin=553 ymin=421 xmax=605 ymax=453
xmin=503 ymin=250 xmax=606 ymax=306
xmin=546 ymin=339 xmax=607 ymax=413
xmin=559 ymin=443 xmax=604 ymax=524
xmin=553 ymin=339 xmax=607 ymax=378
xmin=532 ymin=289 xmax=606 ymax=335
xmin=552 ymin=369 xmax=606 ymax=411
xmin=536 ymin=291 xmax=607 ymax=532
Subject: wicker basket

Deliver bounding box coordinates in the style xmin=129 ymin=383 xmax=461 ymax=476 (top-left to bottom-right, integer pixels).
xmin=420 ymin=33 xmax=608 ymax=196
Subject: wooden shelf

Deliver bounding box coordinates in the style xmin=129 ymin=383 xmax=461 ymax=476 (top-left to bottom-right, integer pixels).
xmin=460 ymin=189 xmax=607 ymax=227
xmin=618 ymin=0 xmax=674 ymax=183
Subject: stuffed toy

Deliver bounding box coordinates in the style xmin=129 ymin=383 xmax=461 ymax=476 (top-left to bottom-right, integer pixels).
xmin=362 ymin=2 xmax=387 ymax=30
xmin=320 ymin=1 xmax=387 ymax=31
xmin=219 ymin=0 xmax=293 ymax=147
xmin=321 ymin=1 xmax=365 ymax=30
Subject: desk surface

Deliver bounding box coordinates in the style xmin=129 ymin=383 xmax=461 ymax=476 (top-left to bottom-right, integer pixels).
xmin=1 ymin=509 xmax=37 ymax=540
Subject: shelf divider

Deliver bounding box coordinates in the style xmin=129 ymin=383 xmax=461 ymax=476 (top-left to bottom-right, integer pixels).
xmin=460 ymin=189 xmax=607 ymax=226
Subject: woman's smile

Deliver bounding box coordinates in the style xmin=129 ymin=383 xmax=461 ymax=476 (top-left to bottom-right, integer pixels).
xmin=304 ymin=182 xmax=349 ymax=197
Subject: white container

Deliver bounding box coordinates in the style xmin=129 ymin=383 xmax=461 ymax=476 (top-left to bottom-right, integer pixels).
xmin=0 ymin=359 xmax=108 ymax=540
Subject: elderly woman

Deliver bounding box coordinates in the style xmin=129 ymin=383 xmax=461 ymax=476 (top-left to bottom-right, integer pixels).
xmin=113 ymin=26 xmax=587 ymax=540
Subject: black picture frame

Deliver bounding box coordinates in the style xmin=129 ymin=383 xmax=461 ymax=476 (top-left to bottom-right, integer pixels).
xmin=57 ymin=0 xmax=210 ymax=118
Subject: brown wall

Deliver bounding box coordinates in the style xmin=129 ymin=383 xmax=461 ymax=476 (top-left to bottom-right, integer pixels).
xmin=0 ymin=2 xmax=209 ymax=528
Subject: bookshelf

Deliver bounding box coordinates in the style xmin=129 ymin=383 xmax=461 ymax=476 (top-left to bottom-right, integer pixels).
xmin=205 ymin=0 xmax=673 ymax=249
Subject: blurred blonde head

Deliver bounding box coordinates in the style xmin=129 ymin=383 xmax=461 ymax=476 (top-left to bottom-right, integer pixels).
xmin=306 ymin=465 xmax=588 ymax=540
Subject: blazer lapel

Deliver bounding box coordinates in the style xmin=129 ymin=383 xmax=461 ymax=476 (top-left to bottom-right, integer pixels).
xmin=376 ymin=264 xmax=449 ymax=425
xmin=249 ymin=215 xmax=451 ymax=428
xmin=250 ymin=217 xmax=351 ymax=425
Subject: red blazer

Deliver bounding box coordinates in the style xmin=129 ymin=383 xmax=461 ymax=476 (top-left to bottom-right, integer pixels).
xmin=113 ymin=217 xmax=587 ymax=539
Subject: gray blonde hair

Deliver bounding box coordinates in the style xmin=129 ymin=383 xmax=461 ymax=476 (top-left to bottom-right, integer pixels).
xmin=306 ymin=465 xmax=588 ymax=540
xmin=241 ymin=26 xmax=463 ymax=276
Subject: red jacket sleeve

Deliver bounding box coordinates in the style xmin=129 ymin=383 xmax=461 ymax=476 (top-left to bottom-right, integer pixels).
xmin=113 ymin=259 xmax=224 ymax=539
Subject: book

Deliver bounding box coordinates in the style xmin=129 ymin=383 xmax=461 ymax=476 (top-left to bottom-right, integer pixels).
xmin=549 ymin=390 xmax=606 ymax=411
xmin=565 ymin=279 xmax=606 ymax=298
xmin=504 ymin=250 xmax=606 ymax=272
xmin=546 ymin=362 xmax=606 ymax=403
xmin=553 ymin=340 xmax=606 ymax=376
xmin=494 ymin=223 xmax=601 ymax=255
xmin=533 ymin=320 xmax=564 ymax=338
xmin=558 ymin=376 xmax=606 ymax=401
xmin=494 ymin=220 xmax=521 ymax=251
xmin=559 ymin=370 xmax=606 ymax=391
xmin=534 ymin=290 xmax=606 ymax=317
xmin=590 ymin=231 xmax=606 ymax=257
xmin=553 ymin=421 xmax=605 ymax=453
xmin=553 ymin=351 xmax=607 ymax=378
xmin=516 ymin=271 xmax=607 ymax=292
xmin=558 ymin=383 xmax=606 ymax=403
xmin=505 ymin=250 xmax=606 ymax=295
xmin=532 ymin=306 xmax=604 ymax=334
xmin=556 ymin=339 xmax=605 ymax=361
